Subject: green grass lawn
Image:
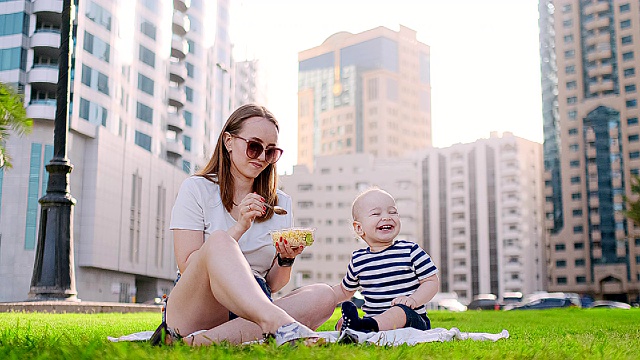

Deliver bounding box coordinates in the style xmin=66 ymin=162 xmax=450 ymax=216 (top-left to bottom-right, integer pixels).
xmin=0 ymin=308 xmax=639 ymax=359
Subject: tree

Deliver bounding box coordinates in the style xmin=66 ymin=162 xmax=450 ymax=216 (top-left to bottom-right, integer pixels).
xmin=0 ymin=82 xmax=33 ymax=168
xmin=623 ymin=174 xmax=640 ymax=226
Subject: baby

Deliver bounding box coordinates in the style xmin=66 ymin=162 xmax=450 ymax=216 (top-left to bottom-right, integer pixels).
xmin=332 ymin=187 xmax=439 ymax=332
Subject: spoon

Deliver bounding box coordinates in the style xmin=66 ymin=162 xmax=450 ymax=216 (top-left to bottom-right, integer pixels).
xmin=263 ymin=202 xmax=288 ymax=215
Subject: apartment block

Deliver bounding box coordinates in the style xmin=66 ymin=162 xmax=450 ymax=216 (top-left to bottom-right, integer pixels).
xmin=297 ymin=25 xmax=432 ymax=171
xmin=540 ymin=0 xmax=640 ymax=303
xmin=0 ymin=0 xmax=233 ymax=302
xmin=421 ymin=132 xmax=546 ymax=303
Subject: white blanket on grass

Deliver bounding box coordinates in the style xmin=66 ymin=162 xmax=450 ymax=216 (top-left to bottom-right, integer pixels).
xmin=108 ymin=327 xmax=509 ymax=346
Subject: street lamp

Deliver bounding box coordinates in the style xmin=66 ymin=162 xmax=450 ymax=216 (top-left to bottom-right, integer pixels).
xmin=28 ymin=0 xmax=78 ymax=301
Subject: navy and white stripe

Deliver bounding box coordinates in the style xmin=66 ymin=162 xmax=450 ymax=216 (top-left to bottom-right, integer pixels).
xmin=342 ymin=240 xmax=438 ymax=316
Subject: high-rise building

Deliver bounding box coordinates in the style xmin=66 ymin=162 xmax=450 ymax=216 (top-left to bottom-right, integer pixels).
xmin=297 ymin=25 xmax=432 ymax=171
xmin=234 ymin=59 xmax=264 ymax=108
xmin=421 ymin=132 xmax=546 ymax=303
xmin=278 ymin=153 xmax=423 ymax=296
xmin=539 ymin=0 xmax=640 ymax=303
xmin=0 ymin=0 xmax=233 ymax=302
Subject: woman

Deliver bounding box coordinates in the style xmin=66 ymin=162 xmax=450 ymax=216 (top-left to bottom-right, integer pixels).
xmin=152 ymin=104 xmax=336 ymax=346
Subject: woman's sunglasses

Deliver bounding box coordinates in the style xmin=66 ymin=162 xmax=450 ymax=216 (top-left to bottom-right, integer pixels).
xmin=227 ymin=133 xmax=283 ymax=164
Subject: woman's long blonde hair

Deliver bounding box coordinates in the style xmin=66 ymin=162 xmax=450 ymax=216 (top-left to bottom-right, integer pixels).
xmin=195 ymin=104 xmax=280 ymax=222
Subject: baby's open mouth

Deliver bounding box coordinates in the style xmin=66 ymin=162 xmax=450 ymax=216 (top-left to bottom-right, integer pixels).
xmin=378 ymin=225 xmax=393 ymax=230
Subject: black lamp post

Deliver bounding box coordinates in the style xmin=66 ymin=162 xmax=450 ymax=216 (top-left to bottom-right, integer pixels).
xmin=28 ymin=0 xmax=78 ymax=301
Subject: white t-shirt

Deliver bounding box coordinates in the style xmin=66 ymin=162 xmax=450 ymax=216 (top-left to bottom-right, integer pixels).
xmin=170 ymin=176 xmax=293 ymax=279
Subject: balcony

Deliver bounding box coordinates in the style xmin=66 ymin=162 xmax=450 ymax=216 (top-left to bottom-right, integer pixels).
xmin=33 ymin=0 xmax=63 ymax=14
xmin=169 ymin=62 xmax=187 ymax=84
xmin=173 ymin=0 xmax=191 ymax=13
xmin=586 ymin=32 xmax=610 ymax=47
xmin=587 ymin=49 xmax=612 ymax=62
xmin=172 ymin=11 xmax=190 ymax=36
xmin=31 ymin=30 xmax=61 ymax=50
xmin=167 ymin=112 xmax=185 ymax=132
xmin=585 ymin=17 xmax=610 ymax=31
xmin=171 ymin=36 xmax=188 ymax=59
xmin=590 ymin=79 xmax=614 ymax=93
xmin=587 ymin=64 xmax=612 ymax=77
xmin=168 ymin=86 xmax=186 ymax=108
xmin=166 ymin=140 xmax=184 ymax=157
xmin=28 ymin=65 xmax=58 ymax=84
xmin=586 ymin=1 xmax=610 ymax=13
xmin=26 ymin=100 xmax=56 ymax=121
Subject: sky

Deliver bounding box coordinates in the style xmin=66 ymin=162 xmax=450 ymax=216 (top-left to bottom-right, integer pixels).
xmin=229 ymin=0 xmax=543 ymax=174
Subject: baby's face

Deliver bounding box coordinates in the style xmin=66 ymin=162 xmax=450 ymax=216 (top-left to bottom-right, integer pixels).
xmin=353 ymin=190 xmax=401 ymax=249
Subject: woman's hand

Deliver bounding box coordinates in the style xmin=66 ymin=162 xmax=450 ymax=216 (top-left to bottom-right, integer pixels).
xmin=274 ymin=240 xmax=304 ymax=259
xmin=235 ymin=193 xmax=267 ymax=232
xmin=391 ymin=295 xmax=418 ymax=309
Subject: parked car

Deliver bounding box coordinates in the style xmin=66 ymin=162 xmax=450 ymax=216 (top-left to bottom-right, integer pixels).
xmin=506 ymin=292 xmax=580 ymax=311
xmin=468 ymin=294 xmax=501 ymax=310
xmin=589 ymin=300 xmax=631 ymax=310
xmin=426 ymin=292 xmax=467 ymax=312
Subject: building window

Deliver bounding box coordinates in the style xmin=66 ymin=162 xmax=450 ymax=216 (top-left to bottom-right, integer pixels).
xmin=623 ymin=51 xmax=634 ymax=61
xmin=620 ymin=3 xmax=631 ymax=12
xmin=626 ymin=84 xmax=637 ymax=93
xmin=184 ymin=110 xmax=192 ymax=127
xmin=187 ymin=39 xmax=196 ymax=54
xmin=630 ymin=134 xmax=639 ymax=142
xmin=556 ymin=260 xmax=567 ymax=268
xmin=137 ymin=73 xmax=154 ymax=95
xmin=564 ymin=50 xmax=575 ymax=58
xmin=139 ymin=45 xmax=155 ymax=68
xmin=628 ymin=117 xmax=639 ymax=125
xmin=621 ymin=19 xmax=632 ymax=29
xmin=563 ymin=19 xmax=572 ymax=28
xmin=555 ymin=243 xmax=566 ymax=251
xmin=79 ymin=98 xmax=108 ymax=126
xmin=568 ymin=128 xmax=578 ymax=135
xmin=182 ymin=160 xmax=191 ymax=174
xmin=557 ymin=277 xmax=568 ymax=285
xmin=185 ymin=62 xmax=194 ymax=78
xmin=572 ymin=209 xmax=582 ymax=217
xmin=0 ymin=47 xmax=27 ymax=71
xmin=630 ymin=151 xmax=640 ymax=159
xmin=624 ymin=68 xmax=635 ymax=77
xmin=573 ymin=225 xmax=583 ymax=233
xmin=85 ymin=1 xmax=112 ymax=31
xmin=564 ymin=34 xmax=573 ymax=43
xmin=0 ymin=12 xmax=28 ymax=36
xmin=568 ymin=110 xmax=577 ymax=119
xmin=81 ymin=64 xmax=109 ymax=95
xmin=570 ymin=160 xmax=579 ymax=167
xmin=136 ymin=102 xmax=153 ymax=124
xmin=571 ymin=192 xmax=582 ymax=200
xmin=567 ymin=96 xmax=577 ymax=104
xmin=140 ymin=19 xmax=156 ymax=40
xmin=575 ymin=258 xmax=585 ymax=266
xmin=134 ymin=131 xmax=152 ymax=151
xmin=83 ymin=31 xmax=110 ymax=63
xmin=566 ymin=81 xmax=577 ymax=89
xmin=566 ymin=65 xmax=575 ymax=74
xmin=367 ymin=78 xmax=379 ymax=100
xmin=569 ymin=144 xmax=579 ymax=152
xmin=627 ymin=99 xmax=637 ymax=108
xmin=570 ymin=176 xmax=580 ymax=184
xmin=574 ymin=242 xmax=584 ymax=250
xmin=185 ymin=86 xmax=194 ymax=102
xmin=622 ymin=35 xmax=633 ymax=45
xmin=576 ymin=276 xmax=586 ymax=284
xmin=183 ymin=135 xmax=191 ymax=152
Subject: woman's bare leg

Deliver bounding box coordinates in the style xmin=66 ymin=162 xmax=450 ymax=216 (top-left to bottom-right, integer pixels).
xmin=189 ymin=283 xmax=338 ymax=345
xmin=166 ymin=230 xmax=298 ymax=339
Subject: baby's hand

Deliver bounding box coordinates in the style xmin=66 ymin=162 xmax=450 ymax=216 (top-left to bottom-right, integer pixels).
xmin=391 ymin=296 xmax=418 ymax=309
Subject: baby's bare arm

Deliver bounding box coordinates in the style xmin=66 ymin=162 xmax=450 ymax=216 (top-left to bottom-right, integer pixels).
xmin=391 ymin=274 xmax=440 ymax=308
